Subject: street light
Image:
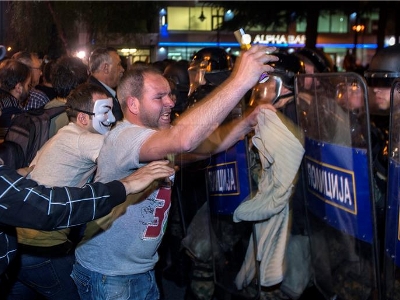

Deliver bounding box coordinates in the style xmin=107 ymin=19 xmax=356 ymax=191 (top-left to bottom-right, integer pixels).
xmin=199 ymin=4 xmax=206 ymax=22
xmin=352 ymin=23 xmax=365 ymax=62
xmin=352 ymin=24 xmax=365 ymax=33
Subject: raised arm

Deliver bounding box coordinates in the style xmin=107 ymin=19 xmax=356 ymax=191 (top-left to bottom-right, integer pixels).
xmin=142 ymin=45 xmax=278 ymax=160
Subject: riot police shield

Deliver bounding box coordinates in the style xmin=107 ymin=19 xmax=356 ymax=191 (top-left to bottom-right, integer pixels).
xmin=294 ymin=72 xmax=381 ymax=299
xmin=383 ymin=79 xmax=400 ymax=300
xmin=206 ymin=138 xmax=261 ymax=299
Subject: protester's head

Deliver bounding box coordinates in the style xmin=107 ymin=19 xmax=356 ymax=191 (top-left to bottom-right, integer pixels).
xmin=364 ymin=44 xmax=400 ymax=114
xmin=66 ymin=83 xmax=115 ymax=135
xmin=188 ymin=47 xmax=233 ymax=96
xmin=117 ymin=64 xmax=174 ymax=130
xmin=0 ymin=59 xmax=31 ymax=103
xmin=249 ymin=52 xmax=305 ymax=109
xmin=52 ymin=56 xmax=89 ymax=98
xmin=12 ymin=51 xmax=42 ymax=87
xmin=89 ymin=47 xmax=124 ymax=89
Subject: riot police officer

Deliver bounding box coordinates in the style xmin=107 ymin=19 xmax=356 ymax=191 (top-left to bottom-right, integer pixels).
xmin=249 ymin=52 xmax=312 ymax=299
xmin=163 ymin=60 xmax=190 ymax=121
xmin=364 ymin=44 xmax=400 ymax=252
xmin=161 ymin=47 xmax=238 ymax=300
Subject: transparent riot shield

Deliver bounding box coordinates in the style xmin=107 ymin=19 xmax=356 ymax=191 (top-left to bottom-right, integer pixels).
xmin=383 ymin=79 xmax=400 ymax=300
xmin=294 ymin=72 xmax=381 ymax=300
xmin=206 ymin=137 xmax=260 ymax=299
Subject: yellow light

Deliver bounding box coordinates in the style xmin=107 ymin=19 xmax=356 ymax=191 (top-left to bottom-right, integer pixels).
xmin=352 ymin=25 xmax=365 ymax=32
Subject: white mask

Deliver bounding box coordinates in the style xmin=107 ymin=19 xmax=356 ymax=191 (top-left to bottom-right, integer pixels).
xmin=92 ymin=98 xmax=115 ymax=135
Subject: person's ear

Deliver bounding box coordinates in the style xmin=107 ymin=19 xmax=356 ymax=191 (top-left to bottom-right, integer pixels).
xmin=127 ymin=96 xmax=139 ymax=115
xmin=77 ymin=112 xmax=88 ymax=125
xmin=103 ymin=62 xmax=110 ymax=74
xmin=14 ymin=82 xmax=23 ymax=95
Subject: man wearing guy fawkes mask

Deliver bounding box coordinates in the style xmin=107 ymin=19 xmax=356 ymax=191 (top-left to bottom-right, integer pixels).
xmin=7 ymin=83 xmax=116 ymax=300
xmin=72 ymin=97 xmax=116 ymax=135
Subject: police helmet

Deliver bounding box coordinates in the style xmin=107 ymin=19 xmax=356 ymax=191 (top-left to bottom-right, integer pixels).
xmin=164 ymin=60 xmax=190 ymax=92
xmin=164 ymin=61 xmax=190 ymax=117
xmin=190 ymin=47 xmax=233 ymax=73
xmin=268 ymin=52 xmax=305 ymax=90
xmin=295 ymin=48 xmax=333 ymax=73
xmin=249 ymin=52 xmax=305 ymax=106
xmin=364 ymin=44 xmax=400 ymax=87
xmin=188 ymin=47 xmax=233 ymax=95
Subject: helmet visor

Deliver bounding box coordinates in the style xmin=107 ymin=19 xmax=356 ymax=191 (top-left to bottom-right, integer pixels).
xmin=188 ymin=60 xmax=208 ymax=96
xmin=336 ymin=82 xmax=364 ymax=111
xmin=364 ymin=72 xmax=400 ymax=87
xmin=249 ymin=75 xmax=283 ymax=106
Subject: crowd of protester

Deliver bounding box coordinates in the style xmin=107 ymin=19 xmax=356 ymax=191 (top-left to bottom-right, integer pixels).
xmin=0 ymin=42 xmax=398 ymax=300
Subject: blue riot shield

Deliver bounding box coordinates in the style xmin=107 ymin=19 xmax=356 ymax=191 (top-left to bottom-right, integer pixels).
xmin=383 ymin=79 xmax=400 ymax=300
xmin=295 ymin=72 xmax=381 ymax=299
xmin=206 ymin=138 xmax=261 ymax=299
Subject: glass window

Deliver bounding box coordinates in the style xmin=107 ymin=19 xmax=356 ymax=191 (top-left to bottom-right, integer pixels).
xmin=167 ymin=6 xmax=214 ymax=31
xmin=296 ymin=19 xmax=306 ymax=33
xmin=189 ymin=7 xmax=212 ymax=30
xmin=314 ymin=11 xmax=349 ymax=33
xmin=211 ymin=7 xmax=224 ymax=31
xmin=167 ymin=7 xmax=190 ymax=30
xmin=318 ymin=12 xmax=330 ymax=32
xmin=331 ymin=14 xmax=348 ymax=33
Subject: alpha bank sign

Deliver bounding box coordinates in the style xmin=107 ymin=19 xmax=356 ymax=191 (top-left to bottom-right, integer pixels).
xmin=252 ymin=34 xmax=306 ymax=46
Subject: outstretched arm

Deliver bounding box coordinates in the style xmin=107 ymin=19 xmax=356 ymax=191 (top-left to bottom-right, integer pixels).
xmin=0 ymin=161 xmax=174 ymax=230
xmin=175 ymin=104 xmax=276 ymax=164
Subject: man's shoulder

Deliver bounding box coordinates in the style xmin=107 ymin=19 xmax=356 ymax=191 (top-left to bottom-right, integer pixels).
xmin=88 ymin=75 xmax=101 ymax=85
xmin=111 ymin=121 xmax=154 ymax=134
xmin=30 ymin=88 xmax=49 ymax=100
xmin=88 ymin=76 xmax=107 ymax=89
xmin=88 ymin=76 xmax=114 ymax=97
xmin=0 ymin=90 xmax=19 ymax=106
xmin=103 ymin=122 xmax=154 ymax=148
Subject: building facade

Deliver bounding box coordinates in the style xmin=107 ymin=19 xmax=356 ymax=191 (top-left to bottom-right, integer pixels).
xmin=154 ymin=4 xmax=391 ymax=71
xmin=108 ymin=3 xmax=393 ymax=72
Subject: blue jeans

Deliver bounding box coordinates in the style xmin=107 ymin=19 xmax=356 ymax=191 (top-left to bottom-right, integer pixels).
xmin=6 ymin=251 xmax=80 ymax=300
xmin=71 ymin=262 xmax=160 ymax=300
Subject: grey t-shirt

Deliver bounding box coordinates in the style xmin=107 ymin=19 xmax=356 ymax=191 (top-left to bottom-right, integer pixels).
xmin=75 ymin=120 xmax=174 ymax=275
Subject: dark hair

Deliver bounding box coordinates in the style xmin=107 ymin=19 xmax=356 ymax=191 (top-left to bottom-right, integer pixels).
xmin=52 ymin=56 xmax=89 ymax=98
xmin=0 ymin=59 xmax=31 ymax=92
xmin=42 ymin=60 xmax=55 ymax=84
xmin=66 ymin=83 xmax=107 ymax=120
xmin=88 ymin=47 xmax=118 ymax=73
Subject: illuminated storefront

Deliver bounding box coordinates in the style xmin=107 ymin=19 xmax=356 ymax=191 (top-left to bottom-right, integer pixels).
xmin=152 ymin=4 xmax=391 ymax=71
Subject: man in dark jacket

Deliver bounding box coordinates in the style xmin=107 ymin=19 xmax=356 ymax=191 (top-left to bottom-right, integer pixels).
xmin=87 ymin=47 xmax=124 ymax=122
xmin=0 ymin=160 xmax=174 ymax=275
